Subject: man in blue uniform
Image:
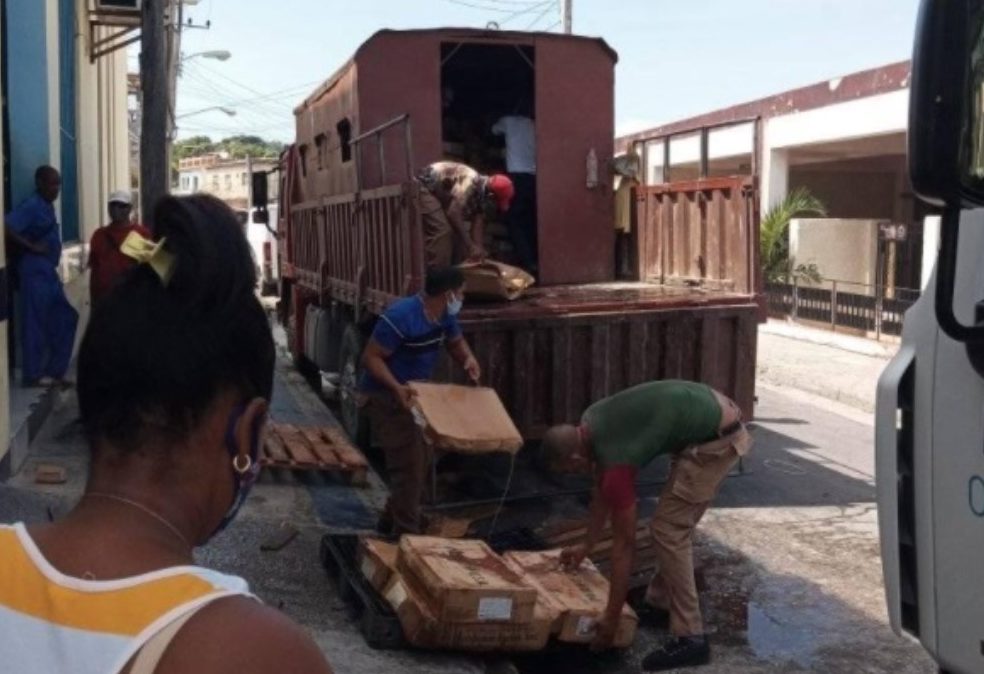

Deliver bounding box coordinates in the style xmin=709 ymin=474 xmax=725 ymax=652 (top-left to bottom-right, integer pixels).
xmin=5 ymin=166 xmax=78 ymax=387
xmin=360 ymin=266 xmax=480 ymax=535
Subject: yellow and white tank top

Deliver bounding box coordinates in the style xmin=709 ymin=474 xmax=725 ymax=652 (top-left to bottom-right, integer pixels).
xmin=0 ymin=523 xmax=253 ymax=674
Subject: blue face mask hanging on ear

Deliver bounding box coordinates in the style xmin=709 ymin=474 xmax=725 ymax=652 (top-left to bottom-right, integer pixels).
xmin=209 ymin=405 xmax=264 ymax=540
xmin=447 ymin=292 xmax=463 ymax=316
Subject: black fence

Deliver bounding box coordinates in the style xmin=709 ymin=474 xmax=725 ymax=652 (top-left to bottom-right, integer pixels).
xmin=765 ymin=280 xmax=921 ymax=339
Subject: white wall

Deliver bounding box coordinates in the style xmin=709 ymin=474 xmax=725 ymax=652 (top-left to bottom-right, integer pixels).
xmin=761 ymin=89 xmax=909 ymax=214
xmin=790 ymin=218 xmax=880 ymax=294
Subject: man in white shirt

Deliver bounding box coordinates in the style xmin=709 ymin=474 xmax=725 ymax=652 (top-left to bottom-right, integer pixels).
xmin=492 ymin=108 xmax=537 ymax=273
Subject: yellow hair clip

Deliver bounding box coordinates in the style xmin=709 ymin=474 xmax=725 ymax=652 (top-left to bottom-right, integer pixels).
xmin=120 ymin=231 xmax=176 ymax=286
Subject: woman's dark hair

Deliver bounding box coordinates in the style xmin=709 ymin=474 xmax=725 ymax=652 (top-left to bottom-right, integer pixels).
xmin=78 ymin=194 xmax=275 ymax=451
xmin=424 ymin=266 xmax=465 ymax=296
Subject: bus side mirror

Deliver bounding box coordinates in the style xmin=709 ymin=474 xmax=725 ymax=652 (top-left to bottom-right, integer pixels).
xmin=252 ymin=171 xmax=269 ymax=224
xmin=909 ymin=0 xmax=984 ymax=208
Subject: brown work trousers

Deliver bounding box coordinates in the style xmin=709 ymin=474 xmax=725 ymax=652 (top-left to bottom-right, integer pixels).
xmin=647 ymin=427 xmax=753 ymax=637
xmin=364 ymin=391 xmax=433 ymax=535
xmin=418 ymin=183 xmax=454 ymax=270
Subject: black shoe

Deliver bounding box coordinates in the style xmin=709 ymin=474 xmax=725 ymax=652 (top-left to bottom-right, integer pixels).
xmin=641 ymin=635 xmax=710 ymax=671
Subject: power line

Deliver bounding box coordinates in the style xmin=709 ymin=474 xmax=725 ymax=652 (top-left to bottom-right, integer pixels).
xmin=524 ymin=1 xmax=557 ymax=30
xmin=443 ymin=0 xmax=541 ymax=13
xmin=498 ymin=0 xmax=553 ymax=25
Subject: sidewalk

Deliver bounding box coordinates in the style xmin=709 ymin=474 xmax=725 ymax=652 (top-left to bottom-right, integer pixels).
xmin=756 ymin=320 xmax=895 ymax=413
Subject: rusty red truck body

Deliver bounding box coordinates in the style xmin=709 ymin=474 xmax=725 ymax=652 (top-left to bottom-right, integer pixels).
xmin=275 ymin=28 xmax=761 ymax=441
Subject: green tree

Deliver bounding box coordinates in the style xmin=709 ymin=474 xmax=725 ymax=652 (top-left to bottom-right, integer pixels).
xmin=173 ymin=135 xmax=215 ymax=164
xmin=760 ymin=187 xmax=827 ymax=284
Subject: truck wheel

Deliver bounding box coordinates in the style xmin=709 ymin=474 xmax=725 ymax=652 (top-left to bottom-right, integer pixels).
xmin=338 ymin=323 xmax=370 ymax=447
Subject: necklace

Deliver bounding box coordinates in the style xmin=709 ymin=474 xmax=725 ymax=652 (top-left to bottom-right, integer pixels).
xmin=85 ymin=492 xmax=192 ymax=549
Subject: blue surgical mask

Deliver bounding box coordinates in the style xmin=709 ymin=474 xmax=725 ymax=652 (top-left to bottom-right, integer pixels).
xmin=447 ymin=293 xmax=463 ymax=316
xmin=210 ymin=406 xmax=264 ymax=540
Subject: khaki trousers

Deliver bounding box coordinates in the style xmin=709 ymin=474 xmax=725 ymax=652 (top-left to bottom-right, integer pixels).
xmin=647 ymin=427 xmax=753 ymax=636
xmin=418 ymin=183 xmax=454 ymax=270
xmin=365 ymin=391 xmax=433 ymax=535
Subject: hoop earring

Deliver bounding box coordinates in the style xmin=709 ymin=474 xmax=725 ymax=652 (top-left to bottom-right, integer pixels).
xmin=232 ymin=455 xmax=252 ymax=475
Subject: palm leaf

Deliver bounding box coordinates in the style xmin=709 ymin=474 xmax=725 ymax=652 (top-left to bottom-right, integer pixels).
xmin=760 ymin=188 xmax=826 ymax=283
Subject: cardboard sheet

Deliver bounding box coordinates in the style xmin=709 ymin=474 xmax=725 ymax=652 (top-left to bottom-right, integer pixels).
xmin=409 ymin=382 xmax=523 ymax=454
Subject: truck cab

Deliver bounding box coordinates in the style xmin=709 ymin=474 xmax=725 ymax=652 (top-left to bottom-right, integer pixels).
xmin=876 ymin=2 xmax=984 ymax=672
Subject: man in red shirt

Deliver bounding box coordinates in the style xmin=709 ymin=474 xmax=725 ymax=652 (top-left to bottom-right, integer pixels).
xmin=88 ymin=191 xmax=151 ymax=304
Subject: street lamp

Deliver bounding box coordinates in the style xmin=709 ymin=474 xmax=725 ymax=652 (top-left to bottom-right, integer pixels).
xmin=176 ymin=106 xmax=236 ymax=120
xmin=181 ymin=50 xmax=232 ymax=63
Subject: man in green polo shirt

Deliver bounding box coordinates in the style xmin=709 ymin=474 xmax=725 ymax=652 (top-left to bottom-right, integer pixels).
xmin=542 ymin=379 xmax=752 ymax=671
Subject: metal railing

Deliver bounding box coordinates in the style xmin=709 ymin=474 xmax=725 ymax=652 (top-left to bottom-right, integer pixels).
xmin=765 ymin=278 xmax=921 ymax=340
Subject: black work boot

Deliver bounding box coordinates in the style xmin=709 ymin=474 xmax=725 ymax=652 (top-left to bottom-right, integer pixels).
xmin=641 ymin=635 xmax=710 ymax=671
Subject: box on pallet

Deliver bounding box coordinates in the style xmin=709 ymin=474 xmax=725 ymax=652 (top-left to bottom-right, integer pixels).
xmin=383 ymin=573 xmax=552 ymax=652
xmin=358 ymin=537 xmax=399 ymax=593
xmin=397 ymin=536 xmax=538 ymax=624
xmin=503 ymin=550 xmax=638 ymax=647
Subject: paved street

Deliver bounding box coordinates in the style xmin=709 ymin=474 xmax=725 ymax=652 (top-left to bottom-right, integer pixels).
xmin=0 ymin=332 xmax=934 ymax=673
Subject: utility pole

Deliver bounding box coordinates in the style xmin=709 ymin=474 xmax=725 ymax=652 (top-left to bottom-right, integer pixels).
xmin=165 ymin=0 xmax=183 ymax=190
xmin=561 ymin=0 xmax=573 ymax=34
xmin=140 ymin=0 xmax=169 ymax=220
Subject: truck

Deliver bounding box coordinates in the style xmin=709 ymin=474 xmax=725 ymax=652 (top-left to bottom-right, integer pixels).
xmin=266 ymin=27 xmax=762 ymax=443
xmin=876 ymin=1 xmax=984 ymax=672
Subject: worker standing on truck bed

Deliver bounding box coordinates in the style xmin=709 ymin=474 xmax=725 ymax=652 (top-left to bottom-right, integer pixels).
xmin=416 ymin=161 xmax=514 ymax=269
xmin=543 ymin=380 xmax=753 ymax=670
xmin=360 ymin=266 xmax=482 ymax=535
xmin=492 ymin=105 xmax=537 ymax=274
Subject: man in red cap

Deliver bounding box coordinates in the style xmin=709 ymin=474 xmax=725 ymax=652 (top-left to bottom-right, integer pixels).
xmin=415 ymin=161 xmax=513 ymax=269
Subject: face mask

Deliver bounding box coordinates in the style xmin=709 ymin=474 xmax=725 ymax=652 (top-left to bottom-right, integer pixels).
xmin=209 ymin=406 xmax=264 ymax=540
xmin=447 ymin=293 xmax=463 ymax=316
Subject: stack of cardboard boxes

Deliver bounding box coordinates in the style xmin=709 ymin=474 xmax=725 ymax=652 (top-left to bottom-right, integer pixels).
xmin=359 ymin=536 xmax=638 ymax=652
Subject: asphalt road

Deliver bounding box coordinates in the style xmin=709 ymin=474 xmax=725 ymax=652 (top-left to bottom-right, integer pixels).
xmin=0 ymin=360 xmax=935 ymax=673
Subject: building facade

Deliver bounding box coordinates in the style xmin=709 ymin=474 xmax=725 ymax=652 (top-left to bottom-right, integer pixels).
xmin=618 ymin=61 xmax=927 ymax=296
xmin=175 ymin=154 xmax=279 ymax=211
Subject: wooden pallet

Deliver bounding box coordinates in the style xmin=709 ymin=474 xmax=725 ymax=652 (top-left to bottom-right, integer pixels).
xmin=262 ymin=423 xmax=369 ymax=486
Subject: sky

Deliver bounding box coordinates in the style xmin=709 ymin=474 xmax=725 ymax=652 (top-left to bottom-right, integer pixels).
xmin=164 ymin=0 xmax=922 ymax=143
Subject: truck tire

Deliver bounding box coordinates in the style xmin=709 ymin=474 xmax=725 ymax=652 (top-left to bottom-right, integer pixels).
xmin=338 ymin=323 xmax=370 ymax=448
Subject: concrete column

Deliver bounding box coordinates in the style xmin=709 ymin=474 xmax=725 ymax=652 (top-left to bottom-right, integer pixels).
xmin=921 ymin=215 xmax=941 ymax=290
xmin=45 ymin=0 xmax=61 ymax=223
xmin=761 ymin=146 xmax=789 ymax=215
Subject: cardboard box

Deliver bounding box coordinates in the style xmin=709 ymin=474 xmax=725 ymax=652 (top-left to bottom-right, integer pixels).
xmin=358 ymin=537 xmax=398 ymax=593
xmin=397 ymin=536 xmax=538 ymax=624
xmin=409 ymin=382 xmax=523 ymax=454
xmin=383 ymin=573 xmax=552 ymax=652
xmin=503 ymin=549 xmax=638 ymax=648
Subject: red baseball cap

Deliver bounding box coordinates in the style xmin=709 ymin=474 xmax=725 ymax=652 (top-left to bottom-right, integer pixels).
xmin=487 ymin=174 xmax=515 ymax=212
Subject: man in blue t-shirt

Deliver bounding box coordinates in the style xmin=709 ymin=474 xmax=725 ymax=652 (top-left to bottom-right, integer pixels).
xmin=360 ymin=266 xmax=480 ymax=535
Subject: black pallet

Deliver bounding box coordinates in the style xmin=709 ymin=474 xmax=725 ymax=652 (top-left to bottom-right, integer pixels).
xmin=320 ymin=533 xmax=405 ymax=650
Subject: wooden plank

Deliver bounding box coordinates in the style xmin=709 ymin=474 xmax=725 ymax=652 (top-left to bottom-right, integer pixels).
xmin=589 ymin=323 xmax=610 ymax=402
xmin=550 ymin=326 xmax=572 ymax=422
xmin=321 ymin=426 xmax=369 ymax=468
xmin=264 ymin=429 xmax=292 ymax=462
xmin=276 ymin=424 xmax=320 ymax=465
xmin=299 ymin=427 xmax=342 ymax=466
xmin=626 ymin=320 xmax=648 ymax=387
xmin=689 ymin=191 xmax=703 ymax=280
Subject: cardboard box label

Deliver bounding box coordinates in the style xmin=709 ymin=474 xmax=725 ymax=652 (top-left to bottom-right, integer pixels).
xmin=385 ymin=577 xmax=408 ymax=608
xmin=477 ymin=597 xmax=513 ymax=621
xmin=360 ymin=556 xmax=375 ymax=582
xmin=576 ymin=615 xmax=596 ymax=637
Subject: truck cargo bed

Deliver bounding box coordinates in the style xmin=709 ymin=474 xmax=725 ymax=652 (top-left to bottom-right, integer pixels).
xmin=439 ymin=283 xmax=758 ymax=436
xmin=462 ymin=282 xmax=753 ymax=322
